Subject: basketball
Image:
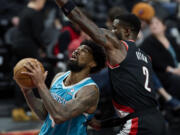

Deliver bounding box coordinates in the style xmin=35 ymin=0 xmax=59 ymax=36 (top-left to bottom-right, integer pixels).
xmin=13 ymin=58 xmax=45 ymax=88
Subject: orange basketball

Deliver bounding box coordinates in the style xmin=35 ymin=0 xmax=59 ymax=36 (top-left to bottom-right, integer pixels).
xmin=13 ymin=58 xmax=45 ymax=88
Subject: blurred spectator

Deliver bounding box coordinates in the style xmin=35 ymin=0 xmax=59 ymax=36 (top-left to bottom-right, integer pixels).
xmin=10 ymin=0 xmax=47 ymax=121
xmin=12 ymin=0 xmax=47 ymax=60
xmin=132 ymin=2 xmax=155 ymax=23
xmin=141 ymin=16 xmax=180 ymax=99
xmin=68 ymin=31 xmax=91 ymax=58
xmin=132 ymin=1 xmax=180 ymax=111
xmin=53 ymin=7 xmax=93 ymax=60
xmin=0 ymin=0 xmax=27 ymax=40
xmin=152 ymin=72 xmax=180 ymax=111
xmin=132 ymin=2 xmax=155 ymax=46
xmin=53 ymin=21 xmax=81 ymax=58
xmin=4 ymin=16 xmax=20 ymax=46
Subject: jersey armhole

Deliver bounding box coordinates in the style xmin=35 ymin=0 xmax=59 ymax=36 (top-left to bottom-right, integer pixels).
xmin=107 ymin=40 xmax=129 ymax=69
xmin=107 ymin=61 xmax=120 ymax=69
xmin=50 ymin=72 xmax=65 ymax=87
xmin=120 ymin=40 xmax=129 ymax=51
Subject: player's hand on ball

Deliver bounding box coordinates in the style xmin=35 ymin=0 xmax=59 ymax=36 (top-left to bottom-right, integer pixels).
xmin=22 ymin=60 xmax=48 ymax=88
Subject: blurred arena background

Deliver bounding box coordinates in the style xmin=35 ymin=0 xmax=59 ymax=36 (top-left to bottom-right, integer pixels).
xmin=0 ymin=0 xmax=180 ymax=134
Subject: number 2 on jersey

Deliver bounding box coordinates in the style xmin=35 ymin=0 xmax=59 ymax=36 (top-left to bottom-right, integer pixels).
xmin=142 ymin=66 xmax=151 ymax=92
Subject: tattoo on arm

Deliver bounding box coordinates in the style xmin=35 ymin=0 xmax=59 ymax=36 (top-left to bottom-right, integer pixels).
xmin=37 ymin=83 xmax=99 ymax=124
xmin=24 ymin=91 xmax=47 ymax=120
xmin=64 ymin=85 xmax=99 ymax=118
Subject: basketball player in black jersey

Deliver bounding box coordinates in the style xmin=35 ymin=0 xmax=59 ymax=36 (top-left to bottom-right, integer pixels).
xmin=55 ymin=0 xmax=167 ymax=134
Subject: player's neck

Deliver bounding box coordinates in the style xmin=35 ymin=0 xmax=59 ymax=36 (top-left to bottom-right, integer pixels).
xmin=64 ymin=70 xmax=89 ymax=86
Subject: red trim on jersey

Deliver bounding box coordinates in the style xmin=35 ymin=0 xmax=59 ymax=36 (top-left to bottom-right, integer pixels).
xmin=121 ymin=40 xmax=129 ymax=51
xmin=106 ymin=61 xmax=120 ymax=69
xmin=112 ymin=100 xmax=134 ymax=113
xmin=129 ymin=117 xmax=139 ymax=135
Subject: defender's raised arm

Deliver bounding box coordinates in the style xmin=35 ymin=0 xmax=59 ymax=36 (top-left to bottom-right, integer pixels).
xmin=55 ymin=0 xmax=120 ymax=50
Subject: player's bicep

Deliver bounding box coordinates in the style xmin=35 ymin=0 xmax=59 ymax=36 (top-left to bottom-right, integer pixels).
xmin=100 ymin=28 xmax=121 ymax=50
xmin=65 ymin=85 xmax=99 ymax=118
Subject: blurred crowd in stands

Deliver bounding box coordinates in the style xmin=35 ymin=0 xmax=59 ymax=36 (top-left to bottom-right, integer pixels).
xmin=0 ymin=0 xmax=180 ymax=134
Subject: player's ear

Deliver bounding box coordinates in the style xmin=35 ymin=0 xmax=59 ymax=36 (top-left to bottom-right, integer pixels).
xmin=89 ymin=61 xmax=97 ymax=68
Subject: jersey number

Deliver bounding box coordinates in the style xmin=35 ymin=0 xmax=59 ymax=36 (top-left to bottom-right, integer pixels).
xmin=142 ymin=66 xmax=151 ymax=92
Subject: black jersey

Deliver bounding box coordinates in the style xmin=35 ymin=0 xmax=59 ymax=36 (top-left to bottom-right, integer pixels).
xmin=108 ymin=40 xmax=157 ymax=116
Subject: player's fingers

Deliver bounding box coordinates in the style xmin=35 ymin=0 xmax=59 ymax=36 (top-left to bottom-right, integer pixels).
xmin=34 ymin=60 xmax=40 ymax=68
xmin=27 ymin=61 xmax=36 ymax=70
xmin=24 ymin=63 xmax=34 ymax=72
xmin=44 ymin=71 xmax=48 ymax=78
xmin=21 ymin=71 xmax=33 ymax=77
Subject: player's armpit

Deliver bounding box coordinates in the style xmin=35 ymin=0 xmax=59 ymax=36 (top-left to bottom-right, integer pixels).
xmin=53 ymin=85 xmax=99 ymax=124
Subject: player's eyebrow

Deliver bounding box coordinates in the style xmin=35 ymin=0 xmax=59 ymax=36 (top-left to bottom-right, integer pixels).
xmin=81 ymin=45 xmax=92 ymax=53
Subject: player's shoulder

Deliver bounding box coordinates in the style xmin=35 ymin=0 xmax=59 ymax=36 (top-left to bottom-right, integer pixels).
xmin=77 ymin=84 xmax=99 ymax=98
xmin=83 ymin=84 xmax=98 ymax=90
xmin=80 ymin=83 xmax=99 ymax=95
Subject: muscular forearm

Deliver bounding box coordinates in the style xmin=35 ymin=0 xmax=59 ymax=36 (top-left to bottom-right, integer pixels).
xmin=37 ymin=83 xmax=98 ymax=124
xmin=37 ymin=83 xmax=66 ymax=123
xmin=23 ymin=90 xmax=47 ymax=120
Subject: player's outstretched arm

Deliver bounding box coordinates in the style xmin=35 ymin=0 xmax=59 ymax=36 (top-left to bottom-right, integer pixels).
xmin=55 ymin=0 xmax=120 ymax=50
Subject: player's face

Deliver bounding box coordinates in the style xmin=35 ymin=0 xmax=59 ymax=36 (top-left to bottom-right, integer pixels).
xmin=112 ymin=19 xmax=124 ymax=40
xmin=68 ymin=45 xmax=95 ymax=72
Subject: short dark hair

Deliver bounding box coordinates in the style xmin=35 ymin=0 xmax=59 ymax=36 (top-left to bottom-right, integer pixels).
xmin=115 ymin=13 xmax=141 ymax=36
xmin=80 ymin=40 xmax=106 ymax=74
xmin=108 ymin=6 xmax=128 ymax=22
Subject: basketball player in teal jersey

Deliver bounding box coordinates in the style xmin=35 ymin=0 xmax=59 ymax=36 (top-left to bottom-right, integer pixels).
xmin=14 ymin=40 xmax=106 ymax=135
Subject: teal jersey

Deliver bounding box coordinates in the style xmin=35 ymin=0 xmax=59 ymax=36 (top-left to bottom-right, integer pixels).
xmin=39 ymin=71 xmax=97 ymax=135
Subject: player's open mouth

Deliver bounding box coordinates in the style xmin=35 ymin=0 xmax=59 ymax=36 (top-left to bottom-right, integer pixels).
xmin=71 ymin=54 xmax=77 ymax=60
